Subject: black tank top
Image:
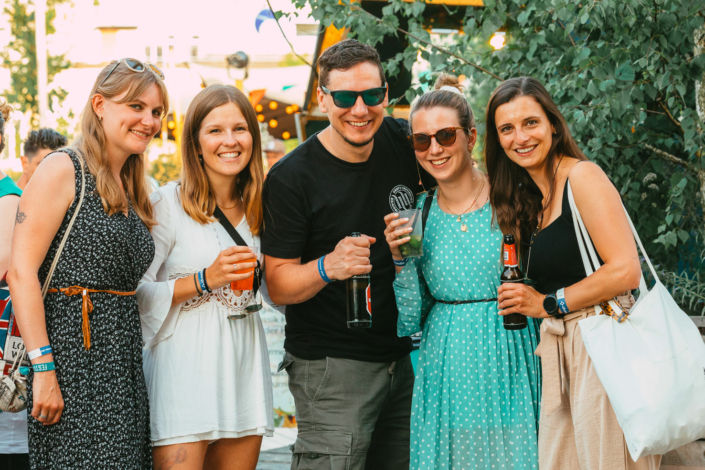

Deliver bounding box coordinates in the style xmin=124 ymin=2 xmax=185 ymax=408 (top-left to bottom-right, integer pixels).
xmin=522 ymin=177 xmax=602 ymax=294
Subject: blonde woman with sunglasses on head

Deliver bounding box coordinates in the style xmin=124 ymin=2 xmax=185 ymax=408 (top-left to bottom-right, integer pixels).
xmin=385 ymin=74 xmax=541 ymax=469
xmin=7 ymin=58 xmax=167 ymax=469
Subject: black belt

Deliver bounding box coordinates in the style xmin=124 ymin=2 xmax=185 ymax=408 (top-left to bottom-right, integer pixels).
xmin=434 ymin=298 xmax=498 ymax=305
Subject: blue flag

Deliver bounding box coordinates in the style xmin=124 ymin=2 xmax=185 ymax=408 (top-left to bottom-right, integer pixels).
xmin=255 ymin=9 xmax=276 ymax=33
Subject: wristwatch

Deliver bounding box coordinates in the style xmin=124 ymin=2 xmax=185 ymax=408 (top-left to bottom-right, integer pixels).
xmin=543 ymin=292 xmax=566 ymax=319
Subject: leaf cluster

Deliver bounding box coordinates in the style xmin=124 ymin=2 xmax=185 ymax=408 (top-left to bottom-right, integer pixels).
xmin=286 ymin=0 xmax=705 ymax=309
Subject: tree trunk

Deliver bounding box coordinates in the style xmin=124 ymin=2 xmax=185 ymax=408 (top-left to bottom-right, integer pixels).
xmin=696 ymin=24 xmax=705 ymax=209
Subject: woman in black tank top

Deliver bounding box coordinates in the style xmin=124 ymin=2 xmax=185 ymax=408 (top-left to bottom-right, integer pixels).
xmin=483 ymin=78 xmax=660 ymax=470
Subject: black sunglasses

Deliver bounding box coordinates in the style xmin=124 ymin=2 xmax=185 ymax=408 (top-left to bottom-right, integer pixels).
xmin=408 ymin=127 xmax=466 ymax=152
xmin=320 ymin=85 xmax=387 ymax=108
xmin=100 ymin=58 xmax=165 ymax=87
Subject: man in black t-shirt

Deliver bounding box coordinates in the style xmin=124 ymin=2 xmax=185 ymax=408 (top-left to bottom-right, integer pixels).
xmin=262 ymin=39 xmax=434 ymax=470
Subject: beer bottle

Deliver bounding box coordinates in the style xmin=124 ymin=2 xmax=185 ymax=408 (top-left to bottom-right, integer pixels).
xmin=346 ymin=232 xmax=372 ymax=329
xmin=501 ymin=234 xmax=527 ymax=330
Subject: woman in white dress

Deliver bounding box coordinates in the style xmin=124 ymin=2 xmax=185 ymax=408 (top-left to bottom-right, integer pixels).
xmin=137 ymin=84 xmax=274 ymax=470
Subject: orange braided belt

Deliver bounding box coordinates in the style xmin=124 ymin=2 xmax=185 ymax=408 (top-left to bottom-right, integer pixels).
xmin=47 ymin=286 xmax=136 ymax=350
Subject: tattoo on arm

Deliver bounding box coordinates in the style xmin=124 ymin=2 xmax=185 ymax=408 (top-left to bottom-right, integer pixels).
xmin=15 ymin=209 xmax=26 ymax=224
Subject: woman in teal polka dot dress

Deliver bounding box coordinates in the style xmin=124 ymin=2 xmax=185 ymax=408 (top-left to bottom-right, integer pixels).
xmin=385 ymin=74 xmax=541 ymax=469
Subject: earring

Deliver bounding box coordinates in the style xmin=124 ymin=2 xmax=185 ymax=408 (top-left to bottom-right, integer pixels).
xmin=99 ymin=116 xmax=103 ymax=122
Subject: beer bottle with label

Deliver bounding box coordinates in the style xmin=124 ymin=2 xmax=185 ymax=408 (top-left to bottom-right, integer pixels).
xmin=346 ymin=232 xmax=372 ymax=329
xmin=501 ymin=234 xmax=528 ymax=330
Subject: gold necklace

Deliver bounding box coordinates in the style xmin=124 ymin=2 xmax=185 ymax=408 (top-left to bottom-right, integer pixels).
xmin=217 ymin=202 xmax=239 ymax=210
xmin=439 ymin=175 xmax=486 ymax=232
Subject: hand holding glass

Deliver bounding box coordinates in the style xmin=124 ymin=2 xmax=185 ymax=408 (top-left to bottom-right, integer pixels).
xmin=231 ymin=246 xmax=259 ymax=291
xmin=397 ymin=210 xmax=423 ymax=258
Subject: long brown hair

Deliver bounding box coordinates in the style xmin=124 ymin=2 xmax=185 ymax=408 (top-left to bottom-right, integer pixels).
xmin=485 ymin=77 xmax=586 ymax=243
xmin=75 ymin=61 xmax=169 ymax=230
xmin=180 ymin=85 xmax=264 ymax=235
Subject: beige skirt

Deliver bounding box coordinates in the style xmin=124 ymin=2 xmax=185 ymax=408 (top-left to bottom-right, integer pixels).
xmin=535 ymin=294 xmax=661 ymax=470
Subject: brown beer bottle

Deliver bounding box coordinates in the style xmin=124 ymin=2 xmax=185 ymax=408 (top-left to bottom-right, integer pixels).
xmin=501 ymin=234 xmax=528 ymax=330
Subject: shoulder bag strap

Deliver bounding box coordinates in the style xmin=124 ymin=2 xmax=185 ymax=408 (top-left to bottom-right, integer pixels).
xmin=17 ymin=150 xmax=86 ymax=369
xmin=40 ymin=149 xmax=86 ymax=299
xmin=566 ymin=180 xmax=650 ymax=315
xmin=421 ymin=188 xmax=436 ymax=234
xmin=212 ymin=207 xmax=262 ymax=296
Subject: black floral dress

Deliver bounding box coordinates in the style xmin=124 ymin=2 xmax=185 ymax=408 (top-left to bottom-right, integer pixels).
xmin=28 ymin=149 xmax=154 ymax=469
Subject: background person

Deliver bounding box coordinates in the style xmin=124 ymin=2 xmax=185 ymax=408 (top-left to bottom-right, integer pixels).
xmin=137 ymin=84 xmax=273 ymax=470
xmin=386 ymin=74 xmax=540 ymax=470
xmin=16 ymin=129 xmax=68 ymax=190
xmin=0 ymin=119 xmax=67 ymax=470
xmin=262 ymin=39 xmax=434 ymax=469
xmin=263 ymin=138 xmax=285 ymax=174
xmin=8 ymin=58 xmax=167 ymax=469
xmin=0 ymin=101 xmax=29 ymax=470
xmin=487 ymin=77 xmax=661 ymax=470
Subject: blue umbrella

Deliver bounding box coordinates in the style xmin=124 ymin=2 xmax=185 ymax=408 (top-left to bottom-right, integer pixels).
xmin=255 ymin=9 xmax=276 ymax=33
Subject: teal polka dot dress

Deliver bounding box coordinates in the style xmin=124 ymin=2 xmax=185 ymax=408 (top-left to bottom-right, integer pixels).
xmin=395 ymin=192 xmax=541 ymax=470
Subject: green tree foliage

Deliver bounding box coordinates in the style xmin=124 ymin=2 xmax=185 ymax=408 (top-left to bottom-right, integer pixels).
xmin=0 ymin=0 xmax=70 ymax=127
xmin=287 ymin=0 xmax=705 ymax=313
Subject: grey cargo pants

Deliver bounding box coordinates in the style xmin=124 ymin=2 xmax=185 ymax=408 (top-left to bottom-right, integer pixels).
xmin=279 ymin=351 xmax=414 ymax=470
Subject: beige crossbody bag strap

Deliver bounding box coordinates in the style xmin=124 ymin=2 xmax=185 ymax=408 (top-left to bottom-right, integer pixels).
xmin=40 ymin=150 xmax=86 ymax=299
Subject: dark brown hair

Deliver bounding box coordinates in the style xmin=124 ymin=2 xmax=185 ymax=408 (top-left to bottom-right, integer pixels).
xmin=317 ymin=39 xmax=385 ymax=88
xmin=409 ymin=73 xmax=475 ymax=134
xmin=180 ymin=85 xmax=264 ymax=235
xmin=24 ymin=128 xmax=68 ymax=160
xmin=485 ymin=77 xmax=587 ymax=243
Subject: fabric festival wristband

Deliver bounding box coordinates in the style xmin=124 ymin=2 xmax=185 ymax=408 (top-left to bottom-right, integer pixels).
xmin=557 ymin=288 xmax=570 ymax=314
xmin=201 ymin=268 xmax=212 ymax=293
xmin=28 ymin=345 xmax=53 ymax=361
xmin=32 ymin=362 xmax=56 ymax=373
xmin=198 ymin=270 xmax=210 ymax=294
xmin=393 ymin=258 xmax=408 ymax=267
xmin=318 ymin=256 xmax=334 ymax=283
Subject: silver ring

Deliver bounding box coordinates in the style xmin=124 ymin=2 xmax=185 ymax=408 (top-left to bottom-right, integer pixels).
xmin=39 ymin=414 xmax=48 ymax=419
xmin=233 ymin=263 xmax=238 ymax=271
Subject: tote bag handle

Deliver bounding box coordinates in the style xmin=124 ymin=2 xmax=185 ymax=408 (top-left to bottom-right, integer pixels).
xmin=565 ymin=180 xmax=659 ymax=312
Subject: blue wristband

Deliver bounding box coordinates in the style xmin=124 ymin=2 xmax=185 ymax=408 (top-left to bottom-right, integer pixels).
xmin=32 ymin=362 xmax=55 ymax=373
xmin=198 ymin=270 xmax=211 ymax=294
xmin=19 ymin=367 xmax=30 ymax=376
xmin=557 ymin=288 xmax=570 ymax=314
xmin=393 ymin=258 xmax=408 ymax=267
xmin=201 ymin=268 xmax=213 ymax=293
xmin=28 ymin=345 xmax=52 ymax=361
xmin=318 ymin=256 xmax=334 ymax=283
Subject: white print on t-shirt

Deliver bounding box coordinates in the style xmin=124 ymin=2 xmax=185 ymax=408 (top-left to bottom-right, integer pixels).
xmin=389 ymin=185 xmax=414 ymax=212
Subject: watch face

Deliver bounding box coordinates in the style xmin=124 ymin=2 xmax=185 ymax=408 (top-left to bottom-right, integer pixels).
xmin=544 ymin=295 xmax=558 ymax=313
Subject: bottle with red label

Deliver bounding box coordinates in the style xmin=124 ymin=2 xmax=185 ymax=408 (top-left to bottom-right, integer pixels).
xmin=501 ymin=234 xmax=527 ymax=330
xmin=346 ymin=232 xmax=372 ymax=329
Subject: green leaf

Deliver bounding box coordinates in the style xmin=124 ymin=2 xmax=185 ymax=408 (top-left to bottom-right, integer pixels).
xmin=677 ymin=229 xmax=689 ymax=243
xmin=615 ymin=63 xmax=635 ymax=82
xmin=588 ymin=80 xmax=598 ymax=96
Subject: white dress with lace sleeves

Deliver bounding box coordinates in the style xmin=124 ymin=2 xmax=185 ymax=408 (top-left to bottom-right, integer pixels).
xmin=136 ymin=183 xmax=274 ymax=445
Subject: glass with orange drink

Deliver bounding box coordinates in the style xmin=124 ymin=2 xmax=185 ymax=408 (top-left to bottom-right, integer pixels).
xmin=230 ymin=246 xmax=259 ymax=291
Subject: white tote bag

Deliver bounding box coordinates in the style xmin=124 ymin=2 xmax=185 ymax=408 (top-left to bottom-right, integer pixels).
xmin=566 ymin=181 xmax=705 ymax=461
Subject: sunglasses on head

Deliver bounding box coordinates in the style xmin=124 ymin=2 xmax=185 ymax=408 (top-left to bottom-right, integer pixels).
xmin=320 ymin=85 xmax=387 ymax=108
xmin=408 ymin=127 xmax=466 ymax=152
xmin=100 ymin=58 xmax=165 ymax=87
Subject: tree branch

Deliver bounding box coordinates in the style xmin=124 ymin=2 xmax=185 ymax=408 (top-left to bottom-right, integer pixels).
xmin=266 ymin=0 xmax=316 ymax=75
xmin=657 ymin=99 xmax=682 ymax=129
xmin=557 ymin=20 xmax=577 ymax=48
xmin=350 ymin=5 xmax=504 ymax=82
xmin=643 ymin=143 xmax=699 ymax=176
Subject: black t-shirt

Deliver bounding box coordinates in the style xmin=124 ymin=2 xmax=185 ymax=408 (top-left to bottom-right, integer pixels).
xmin=262 ymin=117 xmax=435 ymax=362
